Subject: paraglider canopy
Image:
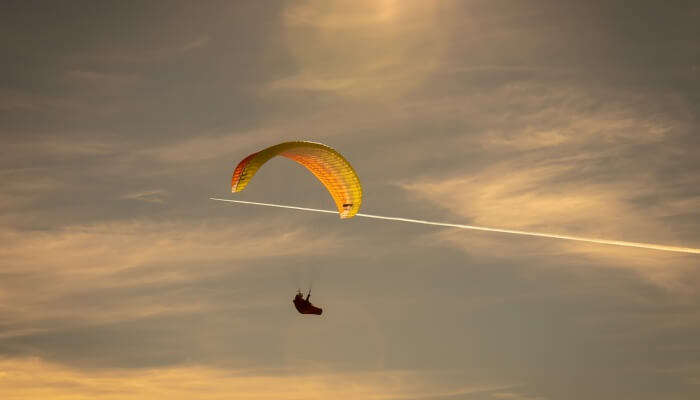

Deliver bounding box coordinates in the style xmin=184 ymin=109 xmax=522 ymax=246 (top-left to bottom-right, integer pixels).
xmin=293 ymin=290 xmax=323 ymax=315
xmin=231 ymin=141 xmax=362 ymax=218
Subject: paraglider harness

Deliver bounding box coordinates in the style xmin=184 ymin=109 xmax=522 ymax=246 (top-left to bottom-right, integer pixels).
xmin=293 ymin=289 xmax=323 ymax=315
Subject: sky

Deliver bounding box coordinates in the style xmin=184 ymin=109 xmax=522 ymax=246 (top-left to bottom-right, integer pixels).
xmin=1 ymin=1 xmax=699 ymax=399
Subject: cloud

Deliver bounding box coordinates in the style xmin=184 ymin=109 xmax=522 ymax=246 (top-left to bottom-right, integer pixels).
xmin=492 ymin=392 xmax=547 ymax=400
xmin=394 ymin=81 xmax=699 ymax=287
xmin=64 ymin=70 xmax=145 ymax=91
xmin=400 ymin=164 xmax=699 ymax=288
xmin=0 ymin=357 xmax=512 ymax=400
xmin=269 ymin=0 xmax=447 ymax=98
xmin=0 ymin=89 xmax=99 ymax=115
xmin=0 ymin=170 xmax=61 ymax=210
xmin=179 ymin=35 xmax=210 ymax=53
xmin=141 ymin=129 xmax=268 ymax=163
xmin=121 ymin=189 xmax=168 ymax=204
xmin=0 ymin=219 xmax=340 ymax=329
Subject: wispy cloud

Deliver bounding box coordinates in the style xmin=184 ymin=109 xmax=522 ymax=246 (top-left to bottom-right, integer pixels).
xmin=179 ymin=35 xmax=210 ymax=53
xmin=269 ymin=0 xmax=446 ymax=98
xmin=394 ymin=80 xmax=699 ymax=287
xmin=492 ymin=392 xmax=548 ymax=400
xmin=0 ymin=357 xmax=512 ymax=400
xmin=0 ymin=219 xmax=340 ymax=329
xmin=401 ymin=164 xmax=699 ymax=288
xmin=121 ymin=189 xmax=168 ymax=204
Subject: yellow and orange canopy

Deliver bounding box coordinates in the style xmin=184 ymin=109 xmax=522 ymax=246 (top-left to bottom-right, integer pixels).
xmin=231 ymin=141 xmax=362 ymax=218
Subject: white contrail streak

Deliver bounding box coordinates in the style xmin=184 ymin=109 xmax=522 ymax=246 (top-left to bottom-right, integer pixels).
xmin=209 ymin=198 xmax=700 ymax=255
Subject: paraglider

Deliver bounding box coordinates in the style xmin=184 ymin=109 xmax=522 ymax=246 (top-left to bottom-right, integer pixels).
xmin=293 ymin=290 xmax=323 ymax=315
xmin=228 ymin=141 xmax=362 ymax=316
xmin=231 ymin=141 xmax=362 ymax=218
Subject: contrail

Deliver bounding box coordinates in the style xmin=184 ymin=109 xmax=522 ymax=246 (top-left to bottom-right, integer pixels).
xmin=209 ymin=198 xmax=700 ymax=255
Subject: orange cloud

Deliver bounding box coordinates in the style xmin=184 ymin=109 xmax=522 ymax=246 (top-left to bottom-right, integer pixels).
xmin=0 ymin=357 xmax=510 ymax=400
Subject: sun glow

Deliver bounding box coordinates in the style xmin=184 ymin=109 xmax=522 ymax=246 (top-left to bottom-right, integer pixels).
xmin=276 ymin=0 xmax=445 ymax=98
